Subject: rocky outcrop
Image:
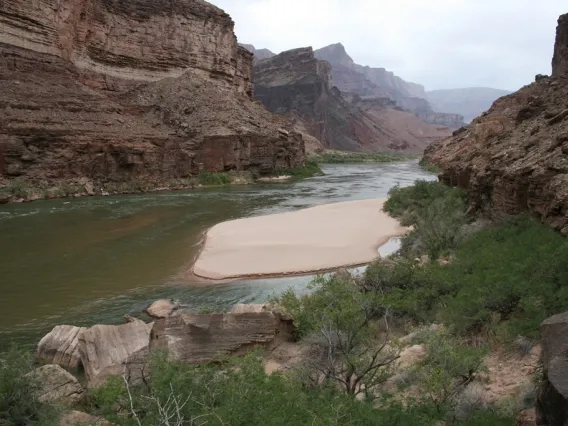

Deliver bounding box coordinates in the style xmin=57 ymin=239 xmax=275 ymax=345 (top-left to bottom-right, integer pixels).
xmin=145 ymin=299 xmax=183 ymax=319
xmin=553 ymin=14 xmax=568 ymax=77
xmin=253 ymin=47 xmax=448 ymax=152
xmin=78 ymin=320 xmax=153 ymax=387
xmin=0 ymin=0 xmax=305 ymax=199
xmin=314 ymin=43 xmax=464 ymax=129
xmin=150 ymin=312 xmax=284 ymax=364
xmin=537 ymin=312 xmax=568 ymax=425
xmin=424 ymin=14 xmax=568 ymax=235
xmin=427 ymin=88 xmax=512 ymax=123
xmin=240 ymin=44 xmax=276 ymax=63
xmin=27 ymin=364 xmax=84 ymax=404
xmin=425 ymin=65 xmax=568 ymax=233
xmin=36 ymin=325 xmax=86 ymax=370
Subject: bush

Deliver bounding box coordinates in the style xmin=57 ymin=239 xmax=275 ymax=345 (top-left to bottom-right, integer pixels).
xmin=310 ymin=152 xmax=415 ymax=164
xmin=0 ymin=349 xmax=58 ymax=425
xmin=198 ymin=171 xmax=232 ymax=186
xmin=2 ymin=180 xmax=32 ymax=199
xmin=384 ymin=180 xmax=467 ymax=226
xmin=270 ymin=160 xmax=324 ymax=179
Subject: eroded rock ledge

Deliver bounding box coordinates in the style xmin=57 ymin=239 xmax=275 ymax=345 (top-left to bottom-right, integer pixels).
xmin=0 ymin=0 xmax=305 ymax=195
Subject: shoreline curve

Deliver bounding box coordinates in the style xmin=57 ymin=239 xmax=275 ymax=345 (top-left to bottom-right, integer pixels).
xmin=192 ymin=198 xmax=408 ymax=281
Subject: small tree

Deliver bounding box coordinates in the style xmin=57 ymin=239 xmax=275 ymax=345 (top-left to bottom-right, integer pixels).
xmin=280 ymin=271 xmax=399 ymax=398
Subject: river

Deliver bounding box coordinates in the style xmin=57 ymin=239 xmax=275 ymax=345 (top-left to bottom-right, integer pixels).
xmin=0 ymin=161 xmax=435 ymax=348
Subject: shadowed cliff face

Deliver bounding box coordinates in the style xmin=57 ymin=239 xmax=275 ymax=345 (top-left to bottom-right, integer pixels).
xmin=253 ymin=48 xmax=451 ymax=153
xmin=314 ymin=43 xmax=465 ymax=129
xmin=424 ymin=13 xmax=568 ymax=236
xmin=0 ymin=0 xmax=305 ymax=192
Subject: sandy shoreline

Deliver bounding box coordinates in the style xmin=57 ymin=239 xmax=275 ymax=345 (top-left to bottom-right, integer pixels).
xmin=192 ymin=198 xmax=408 ymax=280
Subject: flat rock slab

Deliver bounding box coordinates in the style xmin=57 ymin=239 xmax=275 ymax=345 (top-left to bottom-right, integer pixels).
xmin=193 ymin=198 xmax=408 ymax=279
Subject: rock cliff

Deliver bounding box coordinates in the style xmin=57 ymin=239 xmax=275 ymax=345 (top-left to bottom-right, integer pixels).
xmin=0 ymin=0 xmax=304 ymax=196
xmin=424 ymin=13 xmax=568 ymax=236
xmin=253 ymin=47 xmax=450 ymax=152
xmin=314 ymin=43 xmax=465 ymax=129
xmin=240 ymin=44 xmax=276 ymax=63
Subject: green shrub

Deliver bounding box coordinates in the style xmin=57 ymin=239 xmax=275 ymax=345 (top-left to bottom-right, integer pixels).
xmin=3 ymin=180 xmax=32 ymax=199
xmin=0 ymin=349 xmax=58 ymax=425
xmin=311 ymin=152 xmax=415 ymax=164
xmin=384 ymin=180 xmax=467 ymax=226
xmin=419 ymin=158 xmax=441 ymax=174
xmin=271 ymin=160 xmax=324 ymax=179
xmin=198 ymin=171 xmax=232 ymax=186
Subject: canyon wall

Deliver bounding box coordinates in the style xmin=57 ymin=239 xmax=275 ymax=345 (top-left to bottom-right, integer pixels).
xmin=0 ymin=0 xmax=304 ymax=196
xmin=253 ymin=48 xmax=451 ymax=152
xmin=314 ymin=43 xmax=465 ymax=129
xmin=424 ymin=13 xmax=568 ymax=235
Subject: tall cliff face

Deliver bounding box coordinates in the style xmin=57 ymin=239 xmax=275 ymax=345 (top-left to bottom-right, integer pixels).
xmin=0 ymin=0 xmax=304 ymax=195
xmin=240 ymin=44 xmax=276 ymax=63
xmin=314 ymin=43 xmax=465 ymax=129
xmin=253 ymin=48 xmax=451 ymax=152
xmin=553 ymin=14 xmax=568 ymax=77
xmin=424 ymin=13 xmax=568 ymax=236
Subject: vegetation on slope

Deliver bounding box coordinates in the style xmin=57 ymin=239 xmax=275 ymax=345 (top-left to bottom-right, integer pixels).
xmin=310 ymin=151 xmax=417 ymax=164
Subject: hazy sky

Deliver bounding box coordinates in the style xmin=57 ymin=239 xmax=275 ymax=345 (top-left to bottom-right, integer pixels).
xmin=209 ymin=0 xmax=566 ymax=91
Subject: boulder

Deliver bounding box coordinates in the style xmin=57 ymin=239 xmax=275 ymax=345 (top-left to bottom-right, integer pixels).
xmin=27 ymin=364 xmax=84 ymax=404
xmin=59 ymin=411 xmax=115 ymax=426
xmin=230 ymin=304 xmax=268 ymax=314
xmin=78 ymin=319 xmax=153 ymax=387
xmin=536 ymin=312 xmax=568 ymax=425
xmin=36 ymin=325 xmax=86 ymax=370
xmin=150 ymin=312 xmax=282 ymax=364
xmin=145 ymin=299 xmax=182 ymax=319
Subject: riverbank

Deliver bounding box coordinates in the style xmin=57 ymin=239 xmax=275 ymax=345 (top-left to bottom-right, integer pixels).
xmin=193 ymin=198 xmax=409 ymax=280
xmin=0 ymin=162 xmax=324 ymax=204
xmin=309 ymin=150 xmax=418 ymax=164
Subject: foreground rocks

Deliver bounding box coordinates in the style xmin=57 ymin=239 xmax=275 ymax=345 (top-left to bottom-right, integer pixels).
xmin=145 ymin=299 xmax=183 ymax=319
xmin=424 ymin=13 xmax=568 ymax=235
xmin=537 ymin=312 xmax=568 ymax=425
xmin=150 ymin=312 xmax=284 ymax=363
xmin=36 ymin=303 xmax=294 ymax=388
xmin=78 ymin=320 xmax=153 ymax=387
xmin=27 ymin=364 xmax=84 ymax=404
xmin=0 ymin=0 xmax=305 ymax=200
xmin=36 ymin=325 xmax=86 ymax=370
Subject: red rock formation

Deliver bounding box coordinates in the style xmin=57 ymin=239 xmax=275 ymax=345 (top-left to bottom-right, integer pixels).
xmin=424 ymin=13 xmax=568 ymax=235
xmin=254 ymin=48 xmax=451 ymax=152
xmin=0 ymin=0 xmax=304 ymax=197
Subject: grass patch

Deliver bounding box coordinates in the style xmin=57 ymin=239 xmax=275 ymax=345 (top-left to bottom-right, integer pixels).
xmin=311 ymin=151 xmax=417 ymax=164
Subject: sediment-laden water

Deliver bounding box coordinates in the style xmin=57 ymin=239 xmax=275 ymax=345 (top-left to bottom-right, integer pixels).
xmin=0 ymin=162 xmax=435 ymax=347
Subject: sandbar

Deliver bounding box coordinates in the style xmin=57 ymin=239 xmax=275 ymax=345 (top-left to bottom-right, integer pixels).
xmin=192 ymin=198 xmax=408 ymax=280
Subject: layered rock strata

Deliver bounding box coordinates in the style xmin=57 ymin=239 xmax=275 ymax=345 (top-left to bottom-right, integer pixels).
xmin=424 ymin=13 xmax=568 ymax=235
xmin=314 ymin=43 xmax=465 ymax=129
xmin=254 ymin=47 xmax=449 ymax=152
xmin=0 ymin=0 xmax=304 ymax=196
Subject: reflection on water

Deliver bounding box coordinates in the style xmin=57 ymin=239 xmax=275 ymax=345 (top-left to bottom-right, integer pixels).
xmin=378 ymin=237 xmax=403 ymax=258
xmin=0 ymin=161 xmax=435 ymax=347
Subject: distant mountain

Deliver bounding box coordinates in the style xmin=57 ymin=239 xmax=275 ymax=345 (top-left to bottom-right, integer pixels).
xmin=253 ymin=47 xmax=452 ymax=153
xmin=239 ymin=44 xmax=276 ymax=62
xmin=427 ymin=88 xmax=512 ymax=123
xmin=314 ymin=43 xmax=465 ymax=129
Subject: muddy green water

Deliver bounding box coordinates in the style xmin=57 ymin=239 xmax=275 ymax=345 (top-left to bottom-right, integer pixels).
xmin=0 ymin=162 xmax=434 ymax=348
